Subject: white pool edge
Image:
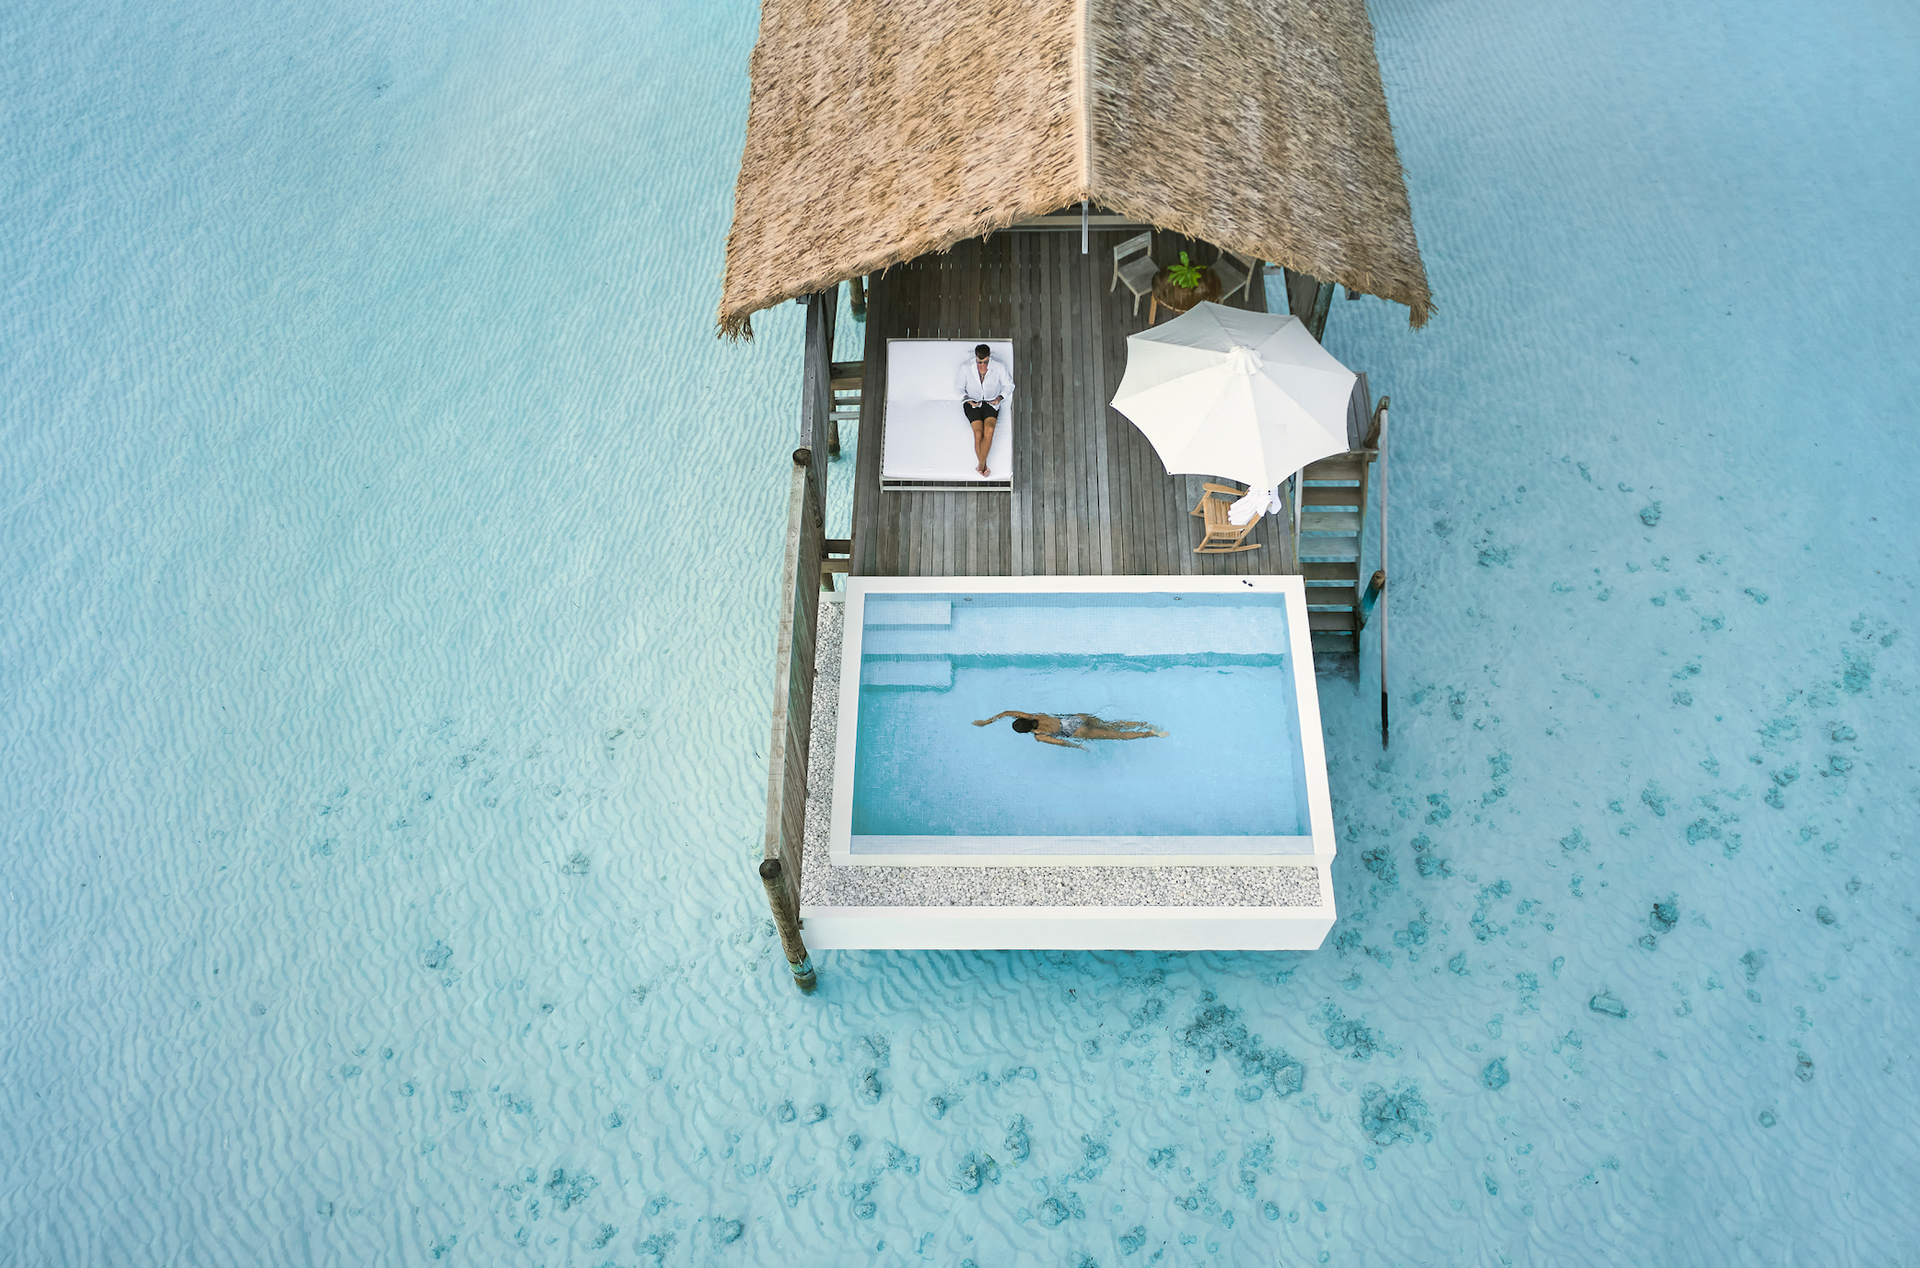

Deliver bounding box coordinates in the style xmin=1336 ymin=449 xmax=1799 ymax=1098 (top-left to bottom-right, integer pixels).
xmin=829 ymin=574 xmax=1338 ymax=870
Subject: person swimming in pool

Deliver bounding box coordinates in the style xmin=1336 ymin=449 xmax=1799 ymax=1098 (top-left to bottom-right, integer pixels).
xmin=971 ymin=710 xmax=1168 ymax=750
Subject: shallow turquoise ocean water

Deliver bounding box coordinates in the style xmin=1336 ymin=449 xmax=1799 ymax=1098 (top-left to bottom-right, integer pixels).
xmin=1 ymin=0 xmax=1916 ymax=1263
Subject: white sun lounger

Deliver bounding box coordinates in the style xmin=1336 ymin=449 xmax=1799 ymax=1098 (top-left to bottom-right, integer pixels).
xmin=881 ymin=338 xmax=1014 ymax=492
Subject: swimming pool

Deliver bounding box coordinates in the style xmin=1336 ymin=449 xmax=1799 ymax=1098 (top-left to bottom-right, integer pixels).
xmin=830 ymin=576 xmax=1336 ymax=868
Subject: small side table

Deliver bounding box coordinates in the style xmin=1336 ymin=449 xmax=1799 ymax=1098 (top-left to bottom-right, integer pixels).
xmin=1149 ymin=268 xmax=1224 ymax=324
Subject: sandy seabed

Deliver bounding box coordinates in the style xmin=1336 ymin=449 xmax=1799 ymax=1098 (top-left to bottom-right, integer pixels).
xmin=1 ymin=0 xmax=1915 ymax=1263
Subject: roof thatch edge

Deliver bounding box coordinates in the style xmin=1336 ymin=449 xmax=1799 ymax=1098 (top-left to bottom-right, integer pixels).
xmin=716 ymin=187 xmax=1098 ymax=341
xmin=1093 ymin=192 xmax=1433 ymax=330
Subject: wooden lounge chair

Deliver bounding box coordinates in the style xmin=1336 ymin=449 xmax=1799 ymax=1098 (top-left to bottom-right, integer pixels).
xmin=1191 ymin=481 xmax=1262 ymax=553
xmin=1211 ymin=251 xmax=1257 ymax=304
xmin=1111 ymin=231 xmax=1157 ymax=315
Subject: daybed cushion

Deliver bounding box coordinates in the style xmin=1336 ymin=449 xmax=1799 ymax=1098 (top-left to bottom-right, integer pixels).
xmin=882 ymin=339 xmax=1014 ymax=483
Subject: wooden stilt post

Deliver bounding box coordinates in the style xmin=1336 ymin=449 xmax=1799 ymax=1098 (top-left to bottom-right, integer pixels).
xmin=1308 ymin=280 xmax=1336 ymax=342
xmin=758 ymin=857 xmax=816 ymax=993
xmin=1377 ymin=401 xmax=1390 ymax=748
xmin=1358 ymin=570 xmax=1384 ymax=627
xmin=849 ymin=274 xmax=867 ymax=321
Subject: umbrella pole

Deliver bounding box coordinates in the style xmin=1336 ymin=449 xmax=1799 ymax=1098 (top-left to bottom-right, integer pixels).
xmin=1378 ymin=402 xmax=1390 ymax=748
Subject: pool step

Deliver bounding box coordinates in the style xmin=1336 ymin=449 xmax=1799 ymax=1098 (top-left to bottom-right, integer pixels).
xmin=864 ymin=599 xmax=952 ymax=627
xmin=861 ymin=657 xmax=953 ymax=689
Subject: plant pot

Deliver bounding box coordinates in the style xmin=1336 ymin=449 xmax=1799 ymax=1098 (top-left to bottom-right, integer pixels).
xmin=1154 ymin=266 xmax=1224 ymax=315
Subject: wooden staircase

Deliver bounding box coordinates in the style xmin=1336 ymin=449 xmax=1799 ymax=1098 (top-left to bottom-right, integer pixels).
xmin=828 ymin=360 xmax=862 ymax=457
xmin=1296 ymin=397 xmax=1386 ymax=657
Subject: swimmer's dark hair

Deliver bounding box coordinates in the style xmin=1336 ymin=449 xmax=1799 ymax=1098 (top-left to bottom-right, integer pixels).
xmin=974 ymin=344 xmax=992 ymax=360
xmin=1011 ymin=716 xmax=1036 ymax=733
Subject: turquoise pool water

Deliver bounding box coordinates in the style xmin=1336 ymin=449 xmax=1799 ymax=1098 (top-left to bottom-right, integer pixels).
xmin=848 ymin=593 xmax=1310 ymax=844
xmin=2 ymin=0 xmax=1916 ymax=1262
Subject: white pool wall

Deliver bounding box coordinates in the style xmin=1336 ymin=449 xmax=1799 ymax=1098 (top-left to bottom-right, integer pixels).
xmin=831 ymin=575 xmax=1338 ymax=870
xmin=801 ymin=595 xmax=1337 ymax=950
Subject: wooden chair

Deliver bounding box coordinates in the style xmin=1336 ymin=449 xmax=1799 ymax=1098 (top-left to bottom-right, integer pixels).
xmin=1191 ymin=482 xmax=1262 ymax=553
xmin=1211 ymin=251 xmax=1256 ymax=304
xmin=1111 ymin=231 xmax=1158 ymax=315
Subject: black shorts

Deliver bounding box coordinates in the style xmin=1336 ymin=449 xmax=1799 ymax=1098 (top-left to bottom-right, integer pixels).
xmin=963 ymin=400 xmax=1000 ymax=423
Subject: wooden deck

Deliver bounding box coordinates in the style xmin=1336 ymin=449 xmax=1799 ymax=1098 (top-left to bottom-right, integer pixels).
xmin=849 ymin=230 xmax=1369 ymax=579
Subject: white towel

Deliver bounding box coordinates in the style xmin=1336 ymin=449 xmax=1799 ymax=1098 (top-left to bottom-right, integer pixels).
xmin=1228 ymin=487 xmax=1270 ymax=526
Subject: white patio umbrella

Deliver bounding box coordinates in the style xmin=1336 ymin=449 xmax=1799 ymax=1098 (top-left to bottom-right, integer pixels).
xmin=1109 ymin=303 xmax=1356 ymax=496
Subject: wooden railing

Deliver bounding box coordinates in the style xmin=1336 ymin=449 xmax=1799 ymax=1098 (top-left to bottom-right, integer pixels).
xmin=758 ymin=287 xmax=837 ymax=993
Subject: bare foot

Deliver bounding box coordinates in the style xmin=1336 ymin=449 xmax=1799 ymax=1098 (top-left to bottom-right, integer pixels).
xmin=1152 ymin=730 xmax=1169 ymax=737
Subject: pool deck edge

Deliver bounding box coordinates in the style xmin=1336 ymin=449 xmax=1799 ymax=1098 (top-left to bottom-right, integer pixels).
xmin=801 ymin=594 xmax=1340 ymax=951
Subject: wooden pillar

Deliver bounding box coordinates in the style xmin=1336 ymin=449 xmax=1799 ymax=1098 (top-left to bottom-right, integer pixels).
xmin=758 ymin=857 xmax=816 ymax=992
xmin=1307 ymin=280 xmax=1336 ymax=342
xmin=1282 ymin=267 xmax=1338 ymax=343
xmin=849 ymin=274 xmax=867 ymax=320
xmin=1364 ymin=394 xmax=1390 ymax=449
xmin=1359 ymin=570 xmax=1385 ymax=628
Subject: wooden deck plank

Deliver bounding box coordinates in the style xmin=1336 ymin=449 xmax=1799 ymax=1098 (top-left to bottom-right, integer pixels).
xmin=1090 ymin=235 xmax=1121 ymax=572
xmin=936 ymin=491 xmax=952 ymax=578
xmin=1009 ymin=233 xmax=1026 ymax=575
xmin=1113 ymin=257 xmax=1146 ymax=575
xmin=1076 ymin=236 xmax=1098 ymax=574
xmin=1120 ymin=268 xmax=1155 ymax=575
xmin=1065 ymin=233 xmax=1086 ymax=575
xmin=1037 ymin=236 xmax=1061 ymax=575
xmin=1088 ymin=237 xmax=1115 ymax=576
xmin=1030 ymin=237 xmax=1048 ymax=574
xmin=1007 ymin=234 xmax=1027 ymax=575
xmin=1038 ymin=235 xmax=1059 ymax=575
xmin=1120 ymin=240 xmax=1152 ymax=574
xmin=1067 ymin=235 xmax=1082 ymax=576
xmin=1078 ymin=236 xmax=1103 ymax=575
xmin=1066 ymin=234 xmax=1089 ymax=575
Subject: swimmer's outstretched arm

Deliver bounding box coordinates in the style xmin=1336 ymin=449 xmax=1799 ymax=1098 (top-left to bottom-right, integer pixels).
xmin=972 ymin=710 xmax=1037 ymax=726
xmin=1035 ymin=734 xmax=1085 ymax=750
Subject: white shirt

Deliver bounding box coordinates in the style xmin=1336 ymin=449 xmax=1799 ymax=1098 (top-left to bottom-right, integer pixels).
xmin=955 ymin=356 xmax=1015 ymax=404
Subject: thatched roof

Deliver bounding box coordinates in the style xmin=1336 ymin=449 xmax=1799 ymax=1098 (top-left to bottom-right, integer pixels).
xmin=718 ymin=0 xmax=1431 ymax=336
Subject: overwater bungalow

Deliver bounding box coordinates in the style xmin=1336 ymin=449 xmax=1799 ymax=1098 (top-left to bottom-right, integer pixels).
xmin=720 ymin=0 xmax=1431 ymax=987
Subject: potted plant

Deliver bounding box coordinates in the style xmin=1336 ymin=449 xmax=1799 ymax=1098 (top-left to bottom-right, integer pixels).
xmin=1158 ymin=251 xmax=1223 ymax=313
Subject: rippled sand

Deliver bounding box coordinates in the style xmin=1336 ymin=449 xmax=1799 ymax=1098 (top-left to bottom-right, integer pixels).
xmin=1 ymin=0 xmax=1915 ymax=1262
